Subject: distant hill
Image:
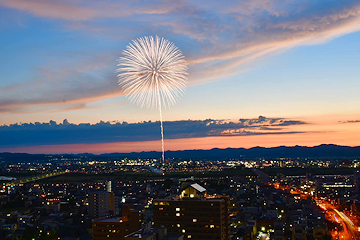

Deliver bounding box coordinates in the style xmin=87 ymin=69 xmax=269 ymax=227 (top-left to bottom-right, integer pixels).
xmin=98 ymin=144 xmax=360 ymax=159
xmin=2 ymin=144 xmax=360 ymax=162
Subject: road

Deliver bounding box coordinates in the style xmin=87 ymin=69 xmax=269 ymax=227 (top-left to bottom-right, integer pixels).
xmin=317 ymin=201 xmax=360 ymax=240
xmin=273 ymin=182 xmax=360 ymax=239
xmin=252 ymin=169 xmax=271 ymax=185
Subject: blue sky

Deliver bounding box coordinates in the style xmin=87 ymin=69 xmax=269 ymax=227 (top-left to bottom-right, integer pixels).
xmin=0 ymin=0 xmax=360 ymax=153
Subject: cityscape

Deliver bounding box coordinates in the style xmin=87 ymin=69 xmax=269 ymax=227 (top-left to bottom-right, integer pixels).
xmin=1 ymin=153 xmax=360 ymax=239
xmin=1 ymin=1 xmax=360 ymax=240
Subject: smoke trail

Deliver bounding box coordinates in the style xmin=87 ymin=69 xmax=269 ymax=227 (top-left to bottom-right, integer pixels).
xmin=159 ymin=99 xmax=165 ymax=164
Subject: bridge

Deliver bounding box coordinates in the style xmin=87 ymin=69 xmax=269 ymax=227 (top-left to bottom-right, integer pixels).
xmin=4 ymin=171 xmax=66 ymax=187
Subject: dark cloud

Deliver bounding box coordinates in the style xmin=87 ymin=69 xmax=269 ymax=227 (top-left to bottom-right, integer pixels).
xmin=0 ymin=116 xmax=307 ymax=148
xmin=340 ymin=120 xmax=360 ymax=123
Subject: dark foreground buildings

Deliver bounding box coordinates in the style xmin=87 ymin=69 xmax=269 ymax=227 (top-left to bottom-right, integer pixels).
xmin=153 ymin=183 xmax=230 ymax=240
xmin=92 ymin=204 xmax=140 ymax=240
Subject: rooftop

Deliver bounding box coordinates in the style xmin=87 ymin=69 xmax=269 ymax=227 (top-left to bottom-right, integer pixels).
xmin=94 ymin=217 xmax=123 ymax=223
xmin=125 ymin=231 xmax=156 ymax=238
xmin=189 ymin=183 xmax=206 ymax=193
xmin=155 ymin=197 xmax=223 ymax=202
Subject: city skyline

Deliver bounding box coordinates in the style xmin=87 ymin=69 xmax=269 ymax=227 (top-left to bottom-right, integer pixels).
xmin=1 ymin=0 xmax=360 ymax=153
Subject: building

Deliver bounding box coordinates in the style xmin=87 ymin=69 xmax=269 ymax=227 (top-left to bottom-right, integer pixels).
xmin=89 ymin=191 xmax=110 ymax=218
xmin=44 ymin=198 xmax=60 ymax=212
xmin=125 ymin=223 xmax=184 ymax=240
xmin=109 ymin=192 xmax=119 ymax=216
xmin=107 ymin=181 xmax=113 ymax=193
xmin=124 ymin=223 xmax=156 ymax=240
xmin=354 ymin=171 xmax=360 ymax=192
xmin=88 ymin=190 xmax=119 ymax=218
xmin=92 ymin=204 xmax=140 ymax=240
xmin=153 ymin=183 xmax=230 ymax=240
xmin=312 ymin=225 xmax=327 ymax=240
xmin=292 ymin=225 xmax=307 ymax=240
xmin=273 ymin=222 xmax=284 ymax=240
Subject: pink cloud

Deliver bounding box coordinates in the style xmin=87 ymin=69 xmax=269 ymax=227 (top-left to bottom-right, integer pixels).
xmin=0 ymin=0 xmax=180 ymax=21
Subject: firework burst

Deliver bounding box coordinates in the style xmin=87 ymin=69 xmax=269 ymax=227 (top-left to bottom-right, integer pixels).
xmin=117 ymin=36 xmax=188 ymax=164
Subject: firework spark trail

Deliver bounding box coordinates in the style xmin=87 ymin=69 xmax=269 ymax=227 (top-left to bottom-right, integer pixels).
xmin=117 ymin=36 xmax=188 ymax=165
xmin=158 ymin=90 xmax=165 ymax=162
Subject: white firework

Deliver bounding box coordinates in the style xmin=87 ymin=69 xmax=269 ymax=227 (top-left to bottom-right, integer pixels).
xmin=117 ymin=36 xmax=188 ymax=164
xmin=117 ymin=36 xmax=187 ymax=109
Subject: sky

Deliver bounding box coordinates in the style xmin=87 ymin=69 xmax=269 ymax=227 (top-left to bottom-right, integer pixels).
xmin=1 ymin=0 xmax=360 ymax=154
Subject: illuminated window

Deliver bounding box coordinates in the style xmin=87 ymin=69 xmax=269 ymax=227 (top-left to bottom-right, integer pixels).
xmin=176 ymin=208 xmax=180 ymax=211
xmin=188 ymin=235 xmax=191 ymax=238
xmin=193 ymin=219 xmax=197 ymax=222
xmin=159 ymin=208 xmax=163 ymax=211
xmin=210 ymin=225 xmax=214 ymax=228
xmin=176 ymin=213 xmax=180 ymax=217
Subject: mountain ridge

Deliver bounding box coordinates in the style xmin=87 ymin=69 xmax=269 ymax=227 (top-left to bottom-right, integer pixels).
xmin=1 ymin=144 xmax=360 ymax=161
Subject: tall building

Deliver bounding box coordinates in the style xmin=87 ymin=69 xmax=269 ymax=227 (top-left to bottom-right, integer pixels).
xmin=354 ymin=170 xmax=360 ymax=192
xmin=89 ymin=191 xmax=110 ymax=218
xmin=153 ymin=183 xmax=230 ymax=240
xmin=88 ymin=190 xmax=119 ymax=218
xmin=109 ymin=192 xmax=120 ymax=216
xmin=107 ymin=180 xmax=113 ymax=193
xmin=92 ymin=204 xmax=140 ymax=240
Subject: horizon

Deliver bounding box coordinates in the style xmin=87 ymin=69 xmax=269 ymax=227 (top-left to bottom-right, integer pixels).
xmin=1 ymin=143 xmax=359 ymax=156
